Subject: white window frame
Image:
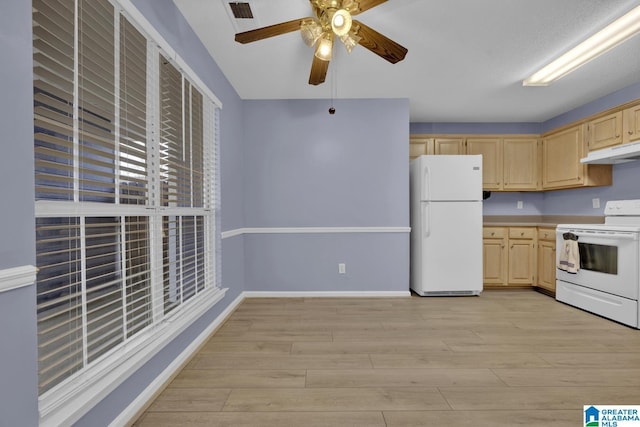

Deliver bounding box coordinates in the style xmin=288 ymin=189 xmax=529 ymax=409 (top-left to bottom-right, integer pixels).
xmin=34 ymin=1 xmax=224 ymax=425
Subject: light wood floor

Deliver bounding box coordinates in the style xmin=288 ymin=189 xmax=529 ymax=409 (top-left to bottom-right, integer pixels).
xmin=133 ymin=290 xmax=640 ymax=426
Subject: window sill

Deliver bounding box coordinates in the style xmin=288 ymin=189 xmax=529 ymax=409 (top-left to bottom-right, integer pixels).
xmin=38 ymin=286 xmax=227 ymax=427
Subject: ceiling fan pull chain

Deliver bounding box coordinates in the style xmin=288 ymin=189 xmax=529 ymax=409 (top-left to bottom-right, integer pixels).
xmin=329 ymin=53 xmax=337 ymax=114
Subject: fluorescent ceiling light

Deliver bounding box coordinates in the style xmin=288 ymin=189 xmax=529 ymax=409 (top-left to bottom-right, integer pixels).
xmin=523 ymin=5 xmax=640 ymax=86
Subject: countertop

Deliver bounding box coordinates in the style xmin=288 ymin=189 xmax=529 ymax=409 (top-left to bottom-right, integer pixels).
xmin=483 ymin=215 xmax=605 ymax=228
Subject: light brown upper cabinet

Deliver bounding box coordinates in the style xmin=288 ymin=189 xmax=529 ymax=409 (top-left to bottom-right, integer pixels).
xmin=434 ymin=138 xmax=465 ymax=155
xmin=466 ymin=138 xmax=503 ymax=190
xmin=503 ymin=138 xmax=539 ymax=191
xmin=586 ymin=111 xmax=622 ymax=151
xmin=464 ymin=136 xmax=541 ymax=192
xmin=409 ymin=136 xmax=434 ymax=160
xmin=542 ymin=125 xmax=612 ymax=190
xmin=409 ymin=99 xmax=639 ymax=190
xmin=623 ymin=104 xmax=640 ymax=144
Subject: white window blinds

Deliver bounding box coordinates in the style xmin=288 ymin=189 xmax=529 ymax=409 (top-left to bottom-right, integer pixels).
xmin=34 ymin=0 xmax=75 ymax=201
xmin=33 ymin=0 xmax=220 ymax=400
xmin=119 ymin=15 xmax=148 ymax=205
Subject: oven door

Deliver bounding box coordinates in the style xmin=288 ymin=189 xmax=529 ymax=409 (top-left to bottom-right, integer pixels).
xmin=556 ymin=227 xmax=639 ymax=300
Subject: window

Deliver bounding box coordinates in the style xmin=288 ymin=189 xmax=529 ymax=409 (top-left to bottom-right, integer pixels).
xmin=32 ymin=0 xmax=221 ymax=415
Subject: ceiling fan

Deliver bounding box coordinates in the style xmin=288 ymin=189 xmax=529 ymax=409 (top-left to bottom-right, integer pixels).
xmin=234 ymin=0 xmax=408 ymax=85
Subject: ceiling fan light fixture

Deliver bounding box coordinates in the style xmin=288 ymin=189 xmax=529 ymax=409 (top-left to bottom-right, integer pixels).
xmin=331 ymin=9 xmax=352 ymax=36
xmin=300 ymin=19 xmax=324 ymax=47
xmin=315 ymin=33 xmax=334 ymax=61
xmin=340 ymin=32 xmax=361 ymax=53
xmin=523 ymin=4 xmax=640 ymax=86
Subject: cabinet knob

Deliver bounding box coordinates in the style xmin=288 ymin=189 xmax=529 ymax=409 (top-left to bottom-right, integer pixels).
xmin=491 ymin=232 xmax=495 ymax=236
xmin=520 ymin=232 xmax=524 ymax=236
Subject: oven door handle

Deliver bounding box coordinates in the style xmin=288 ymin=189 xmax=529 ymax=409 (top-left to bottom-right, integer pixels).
xmin=561 ymin=230 xmax=639 ymax=240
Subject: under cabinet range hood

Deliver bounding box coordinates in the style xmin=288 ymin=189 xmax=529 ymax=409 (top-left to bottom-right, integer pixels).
xmin=581 ymin=140 xmax=640 ymax=164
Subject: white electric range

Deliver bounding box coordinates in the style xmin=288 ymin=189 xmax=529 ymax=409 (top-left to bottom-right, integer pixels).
xmin=556 ymin=199 xmax=640 ymax=329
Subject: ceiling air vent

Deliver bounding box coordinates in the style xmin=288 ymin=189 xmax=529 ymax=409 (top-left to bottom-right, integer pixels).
xmin=222 ymin=0 xmax=258 ymax=33
xmin=229 ymin=2 xmax=254 ymax=19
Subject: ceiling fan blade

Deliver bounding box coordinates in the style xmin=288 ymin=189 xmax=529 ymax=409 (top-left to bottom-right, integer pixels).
xmin=352 ymin=20 xmax=407 ymax=64
xmin=309 ymin=55 xmax=330 ymax=85
xmin=235 ymin=18 xmax=308 ymax=44
xmin=346 ymin=0 xmax=388 ymax=16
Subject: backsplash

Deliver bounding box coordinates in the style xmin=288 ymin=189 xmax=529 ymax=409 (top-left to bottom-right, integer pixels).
xmin=543 ymin=161 xmax=640 ymax=215
xmin=483 ymin=192 xmax=544 ymax=215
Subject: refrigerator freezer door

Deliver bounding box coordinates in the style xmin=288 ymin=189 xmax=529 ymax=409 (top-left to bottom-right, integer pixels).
xmin=411 ymin=200 xmax=483 ymax=295
xmin=418 ymin=155 xmax=482 ymax=201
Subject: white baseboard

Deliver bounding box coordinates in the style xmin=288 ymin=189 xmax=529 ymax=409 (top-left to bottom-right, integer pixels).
xmin=111 ymin=291 xmax=245 ymax=427
xmin=243 ymin=291 xmax=411 ymax=298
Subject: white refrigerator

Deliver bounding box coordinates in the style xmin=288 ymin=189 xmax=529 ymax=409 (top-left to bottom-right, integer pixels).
xmin=410 ymin=155 xmax=483 ymax=296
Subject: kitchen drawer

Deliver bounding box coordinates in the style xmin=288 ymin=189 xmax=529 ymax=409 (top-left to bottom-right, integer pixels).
xmin=483 ymin=227 xmax=506 ymax=238
xmin=509 ymin=227 xmax=535 ymax=239
xmin=538 ymin=228 xmax=556 ymax=241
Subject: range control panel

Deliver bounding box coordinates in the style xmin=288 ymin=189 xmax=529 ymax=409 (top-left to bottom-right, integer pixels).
xmin=604 ymin=199 xmax=640 ymax=216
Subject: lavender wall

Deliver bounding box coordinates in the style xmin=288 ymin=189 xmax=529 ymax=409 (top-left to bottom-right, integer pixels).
xmin=245 ymin=233 xmax=409 ymax=292
xmin=0 ymin=1 xmax=36 ymax=269
xmin=543 ymin=161 xmax=640 ymax=215
xmin=0 ymin=1 xmax=39 ymax=425
xmin=242 ymin=98 xmax=410 ymax=292
xmin=542 ymin=82 xmax=640 ymax=133
xmin=483 ymin=192 xmax=544 ymax=216
xmin=244 ymin=99 xmax=408 ymax=227
xmin=410 ymin=122 xmax=541 ymax=135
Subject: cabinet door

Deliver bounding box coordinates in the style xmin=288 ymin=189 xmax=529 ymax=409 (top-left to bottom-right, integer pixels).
xmin=623 ymin=104 xmax=640 ymax=144
xmin=466 ymin=138 xmax=503 ymax=190
xmin=537 ymin=240 xmax=556 ymax=293
xmin=483 ymin=238 xmax=507 ymax=285
xmin=434 ymin=138 xmax=465 ymax=155
xmin=508 ymin=239 xmax=534 ymax=286
xmin=587 ymin=111 xmax=622 ymax=151
xmin=542 ymin=125 xmax=585 ymax=189
xmin=410 ymin=136 xmax=434 ymax=159
xmin=503 ymin=138 xmax=539 ymax=191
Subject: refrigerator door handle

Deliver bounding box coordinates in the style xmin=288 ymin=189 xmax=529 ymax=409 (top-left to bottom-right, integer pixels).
xmin=422 ymin=165 xmax=430 ymax=201
xmin=423 ymin=202 xmax=431 ymax=238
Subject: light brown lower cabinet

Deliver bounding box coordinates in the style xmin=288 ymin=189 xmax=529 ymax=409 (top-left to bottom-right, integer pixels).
xmin=482 ymin=227 xmax=508 ymax=286
xmin=483 ymin=226 xmax=537 ymax=288
xmin=507 ymin=227 xmax=536 ymax=286
xmin=536 ymin=228 xmax=556 ymax=295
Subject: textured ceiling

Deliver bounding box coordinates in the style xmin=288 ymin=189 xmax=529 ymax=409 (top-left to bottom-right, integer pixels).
xmin=174 ymin=0 xmax=640 ymax=123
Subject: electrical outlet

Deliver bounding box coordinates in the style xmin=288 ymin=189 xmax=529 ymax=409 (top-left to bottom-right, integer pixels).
xmin=338 ymin=263 xmax=346 ymax=274
xmin=592 ymin=198 xmax=600 ymax=209
xmin=517 ymin=201 xmax=523 ymax=209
